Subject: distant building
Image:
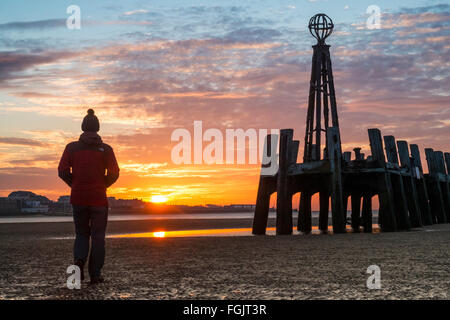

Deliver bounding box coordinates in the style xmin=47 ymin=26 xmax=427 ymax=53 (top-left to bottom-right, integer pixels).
xmin=0 ymin=197 xmax=21 ymax=215
xmin=7 ymin=191 xmax=50 ymax=214
xmin=225 ymin=204 xmax=256 ymax=209
xmin=8 ymin=191 xmax=36 ymax=201
xmin=58 ymin=195 xmax=70 ymax=203
xmin=21 ymin=200 xmax=49 ymax=213
xmin=108 ymin=197 xmax=145 ymax=209
xmin=47 ymin=195 xmax=72 ymax=215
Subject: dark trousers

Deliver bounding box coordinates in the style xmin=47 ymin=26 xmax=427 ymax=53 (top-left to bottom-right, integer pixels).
xmin=73 ymin=205 xmax=108 ymax=278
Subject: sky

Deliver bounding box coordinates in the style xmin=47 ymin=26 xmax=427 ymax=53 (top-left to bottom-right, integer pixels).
xmin=0 ymin=0 xmax=449 ymax=208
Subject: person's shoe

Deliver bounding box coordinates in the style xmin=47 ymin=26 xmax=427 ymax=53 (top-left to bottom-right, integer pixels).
xmin=89 ymin=275 xmax=104 ymax=285
xmin=74 ymin=259 xmax=85 ymax=281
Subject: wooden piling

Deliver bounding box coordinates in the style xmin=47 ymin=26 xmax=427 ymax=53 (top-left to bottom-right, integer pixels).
xmin=298 ymin=192 xmax=312 ymax=234
xmin=351 ymin=194 xmax=361 ymax=232
xmin=353 ymin=147 xmax=363 ymax=160
xmin=381 ymin=135 xmax=410 ymax=230
xmin=377 ymin=173 xmax=397 ymax=232
xmin=368 ymin=129 xmax=386 ymax=165
xmin=361 ymin=195 xmax=373 ymax=233
xmin=383 ymin=136 xmax=399 ymax=164
xmin=390 ymin=173 xmax=411 ymax=230
xmin=410 ymin=144 xmax=433 ymax=225
xmin=343 ymin=151 xmax=351 ymax=162
xmin=253 ymin=134 xmax=277 ymax=235
xmin=444 ymin=152 xmax=450 ymax=175
xmin=319 ymin=191 xmax=330 ymax=233
xmin=327 ymin=127 xmax=346 ymax=233
xmin=343 ymin=194 xmax=349 ymax=225
xmin=397 ymin=140 xmax=422 ymax=227
xmin=276 ymin=129 xmax=294 ymax=235
xmin=253 ymin=178 xmax=271 ymax=235
xmin=425 ymin=148 xmax=447 ymax=223
xmin=368 ymin=129 xmax=397 ymax=231
xmin=434 ymin=151 xmax=450 ymax=221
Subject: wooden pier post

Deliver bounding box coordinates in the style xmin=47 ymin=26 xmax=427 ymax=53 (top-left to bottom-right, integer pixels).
xmin=390 ymin=173 xmax=411 ymax=230
xmin=410 ymin=144 xmax=433 ymax=225
xmin=276 ymin=129 xmax=294 ymax=235
xmin=444 ymin=153 xmax=450 ymax=175
xmin=298 ymin=192 xmax=312 ymax=234
xmin=369 ymin=129 xmax=387 ymax=164
xmin=425 ymin=148 xmax=447 ymax=223
xmin=397 ymin=140 xmax=423 ymax=227
xmin=343 ymin=194 xmax=349 ymax=225
xmin=319 ymin=191 xmax=330 ymax=233
xmin=327 ymin=127 xmax=346 ymax=233
xmin=383 ymin=135 xmax=410 ymax=230
xmin=353 ymin=147 xmax=363 ymax=160
xmin=434 ymin=151 xmax=450 ymax=221
xmin=253 ymin=134 xmax=278 ymax=235
xmin=383 ymin=136 xmax=399 ymax=165
xmin=351 ymin=193 xmax=361 ymax=232
xmin=343 ymin=151 xmax=351 ymax=162
xmin=361 ymin=195 xmax=373 ymax=233
xmin=368 ymin=129 xmax=397 ymax=231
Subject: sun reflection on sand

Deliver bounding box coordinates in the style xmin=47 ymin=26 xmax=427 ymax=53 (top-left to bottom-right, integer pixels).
xmin=153 ymin=231 xmax=166 ymax=237
xmin=109 ymin=225 xmax=380 ymax=238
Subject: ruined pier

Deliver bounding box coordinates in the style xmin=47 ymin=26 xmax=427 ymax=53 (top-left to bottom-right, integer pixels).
xmin=252 ymin=14 xmax=450 ymax=235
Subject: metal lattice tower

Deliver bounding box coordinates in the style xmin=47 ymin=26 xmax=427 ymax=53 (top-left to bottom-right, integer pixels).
xmin=303 ymin=13 xmax=340 ymax=162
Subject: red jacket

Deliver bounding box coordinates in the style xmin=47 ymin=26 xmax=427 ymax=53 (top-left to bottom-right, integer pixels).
xmin=58 ymin=132 xmax=119 ymax=207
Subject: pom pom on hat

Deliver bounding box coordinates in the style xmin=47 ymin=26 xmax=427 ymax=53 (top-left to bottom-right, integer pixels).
xmin=81 ymin=108 xmax=100 ymax=132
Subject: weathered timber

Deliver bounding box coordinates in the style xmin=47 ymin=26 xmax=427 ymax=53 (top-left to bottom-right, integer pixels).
xmin=382 ymin=138 xmax=412 ymax=229
xmin=319 ymin=191 xmax=330 ymax=232
xmin=343 ymin=151 xmax=351 ymax=162
xmin=361 ymin=195 xmax=373 ymax=232
xmin=368 ymin=129 xmax=386 ymax=165
xmin=353 ymin=147 xmax=363 ymax=160
xmin=343 ymin=194 xmax=349 ymax=224
xmin=327 ymin=127 xmax=346 ymax=233
xmin=434 ymin=151 xmax=450 ymax=221
xmin=410 ymin=144 xmax=433 ymax=225
xmin=397 ymin=140 xmax=422 ymax=227
xmin=351 ymin=193 xmax=361 ymax=232
xmin=390 ymin=173 xmax=411 ymax=230
xmin=298 ymin=192 xmax=312 ymax=234
xmin=276 ymin=129 xmax=294 ymax=235
xmin=383 ymin=136 xmax=411 ymax=230
xmin=445 ymin=152 xmax=450 ymax=175
xmin=252 ymin=133 xmax=278 ymax=235
xmin=288 ymin=140 xmax=300 ymax=165
xmin=435 ymin=151 xmax=446 ymax=174
xmin=425 ymin=148 xmax=447 ymax=223
xmin=377 ymin=171 xmax=397 ymax=232
xmin=368 ymin=129 xmax=397 ymax=231
xmin=384 ymin=136 xmax=399 ymax=165
xmin=289 ymin=160 xmax=329 ymax=176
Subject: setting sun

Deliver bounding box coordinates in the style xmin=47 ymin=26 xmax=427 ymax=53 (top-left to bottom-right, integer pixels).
xmin=150 ymin=195 xmax=168 ymax=203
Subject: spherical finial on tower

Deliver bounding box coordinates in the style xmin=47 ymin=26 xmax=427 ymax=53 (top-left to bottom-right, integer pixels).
xmin=308 ymin=13 xmax=334 ymax=44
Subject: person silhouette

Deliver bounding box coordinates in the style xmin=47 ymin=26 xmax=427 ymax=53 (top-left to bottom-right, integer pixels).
xmin=58 ymin=108 xmax=119 ymax=285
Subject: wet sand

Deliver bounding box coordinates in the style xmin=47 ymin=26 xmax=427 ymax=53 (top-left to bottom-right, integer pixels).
xmin=0 ymin=217 xmax=448 ymax=300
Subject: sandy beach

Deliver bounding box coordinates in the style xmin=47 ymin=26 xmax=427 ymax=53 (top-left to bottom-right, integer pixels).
xmin=0 ymin=216 xmax=448 ymax=300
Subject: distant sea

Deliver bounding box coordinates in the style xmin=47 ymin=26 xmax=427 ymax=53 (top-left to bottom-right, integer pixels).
xmin=0 ymin=211 xmax=378 ymax=224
